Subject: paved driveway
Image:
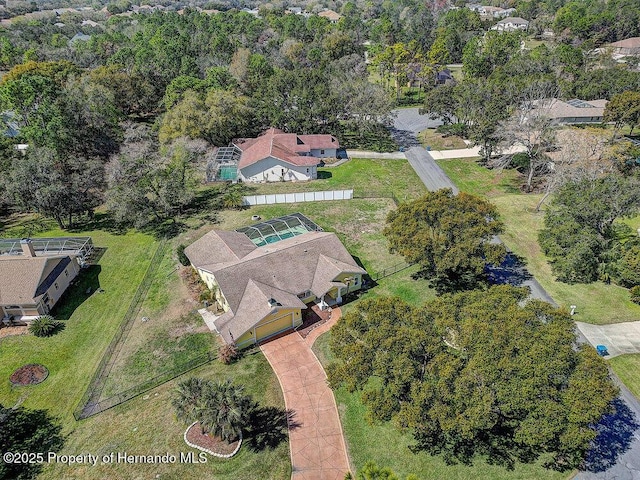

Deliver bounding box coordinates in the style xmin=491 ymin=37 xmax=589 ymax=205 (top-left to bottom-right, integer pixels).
xmin=260 ymin=310 xmax=350 ymax=480
xmin=576 ymin=322 xmax=640 ymax=358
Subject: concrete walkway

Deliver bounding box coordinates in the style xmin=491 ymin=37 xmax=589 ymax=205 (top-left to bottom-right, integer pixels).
xmin=260 ymin=308 xmax=350 ymax=480
xmin=576 ymin=321 xmax=640 ymax=358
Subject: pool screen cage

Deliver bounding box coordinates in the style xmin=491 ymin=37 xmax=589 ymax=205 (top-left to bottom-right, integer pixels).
xmin=236 ymin=213 xmax=323 ymax=247
xmin=206 ymin=145 xmax=241 ymax=182
xmin=0 ymin=237 xmax=94 ymax=264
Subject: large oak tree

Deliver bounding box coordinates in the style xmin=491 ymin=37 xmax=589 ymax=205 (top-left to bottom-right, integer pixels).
xmin=328 ymin=287 xmax=617 ymax=470
xmin=383 ymin=189 xmax=507 ymax=292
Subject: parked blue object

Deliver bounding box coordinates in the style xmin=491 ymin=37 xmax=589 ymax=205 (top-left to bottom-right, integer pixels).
xmin=596 ymin=345 xmax=609 ymax=356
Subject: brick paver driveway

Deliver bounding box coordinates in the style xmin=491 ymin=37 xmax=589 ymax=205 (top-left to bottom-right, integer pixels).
xmin=260 ymin=308 xmax=350 ymax=480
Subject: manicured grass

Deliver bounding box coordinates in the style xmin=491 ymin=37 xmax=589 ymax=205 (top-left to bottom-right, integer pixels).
xmin=609 ymin=354 xmax=640 ymax=400
xmin=492 ymin=194 xmax=640 ymax=325
xmin=436 ymin=157 xmax=640 ymax=325
xmin=235 ymin=158 xmax=427 ymax=200
xmin=312 ymin=332 xmax=567 ymax=480
xmin=0 ymin=228 xmax=158 ymax=426
xmin=436 ymin=158 xmax=521 ymax=197
xmin=39 ymin=353 xmax=290 ymax=480
xmin=419 ymin=129 xmax=467 ymax=150
xmin=195 ymin=198 xmax=409 ymax=275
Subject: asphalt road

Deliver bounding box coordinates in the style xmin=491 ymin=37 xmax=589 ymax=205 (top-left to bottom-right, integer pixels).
xmin=393 ymin=108 xmax=640 ymax=480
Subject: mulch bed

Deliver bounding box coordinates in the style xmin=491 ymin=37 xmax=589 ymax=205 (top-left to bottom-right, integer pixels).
xmin=10 ymin=364 xmax=49 ymax=386
xmin=186 ymin=422 xmax=239 ymax=456
xmin=0 ymin=325 xmax=28 ymax=338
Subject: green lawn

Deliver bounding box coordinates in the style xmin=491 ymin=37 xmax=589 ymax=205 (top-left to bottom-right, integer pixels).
xmin=98 ymin=243 xmax=216 ymax=399
xmin=0 ymin=228 xmax=157 ymax=425
xmin=609 ymin=354 xmax=640 ymax=400
xmin=436 ymin=158 xmax=521 ymax=197
xmin=419 ymin=129 xmax=467 ymax=150
xmin=234 ymin=158 xmax=426 ymax=201
xmin=39 ymin=353 xmax=290 ymax=480
xmin=312 ymin=332 xmax=567 ymax=480
xmin=437 ymin=157 xmax=640 ymax=325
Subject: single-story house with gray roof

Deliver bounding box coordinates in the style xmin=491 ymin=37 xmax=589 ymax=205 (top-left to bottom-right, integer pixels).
xmin=185 ymin=229 xmax=366 ymax=348
xmin=0 ymin=240 xmax=80 ymax=324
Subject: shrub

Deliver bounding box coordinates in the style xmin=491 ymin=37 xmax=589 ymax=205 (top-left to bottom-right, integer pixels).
xmin=219 ymin=343 xmax=239 ymax=365
xmin=29 ymin=315 xmax=64 ymax=337
xmin=177 ymin=244 xmax=190 ymax=266
xmin=630 ymin=285 xmax=640 ymax=305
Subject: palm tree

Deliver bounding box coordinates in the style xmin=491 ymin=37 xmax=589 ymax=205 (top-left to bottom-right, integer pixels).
xmin=172 ymin=377 xmax=207 ymax=427
xmin=199 ymin=379 xmax=251 ymax=443
xmin=173 ymin=378 xmax=252 ymax=442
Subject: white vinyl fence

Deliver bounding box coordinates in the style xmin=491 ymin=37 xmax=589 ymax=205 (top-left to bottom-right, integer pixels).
xmin=242 ymin=189 xmax=354 ymax=206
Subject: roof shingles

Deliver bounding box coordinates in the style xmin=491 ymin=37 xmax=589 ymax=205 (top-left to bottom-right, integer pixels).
xmin=186 ymin=230 xmax=365 ymax=344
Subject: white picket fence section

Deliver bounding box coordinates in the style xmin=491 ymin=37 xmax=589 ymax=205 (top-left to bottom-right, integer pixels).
xmin=242 ymin=189 xmax=354 ymax=206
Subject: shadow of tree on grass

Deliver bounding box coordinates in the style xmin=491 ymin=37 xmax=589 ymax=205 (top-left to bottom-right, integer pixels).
xmin=244 ymin=406 xmax=299 ymax=451
xmin=582 ymin=397 xmax=640 ymax=473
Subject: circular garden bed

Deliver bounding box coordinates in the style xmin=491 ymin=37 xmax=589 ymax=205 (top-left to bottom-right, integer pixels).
xmin=10 ymin=364 xmax=49 ymax=386
xmin=184 ymin=422 xmax=241 ymax=458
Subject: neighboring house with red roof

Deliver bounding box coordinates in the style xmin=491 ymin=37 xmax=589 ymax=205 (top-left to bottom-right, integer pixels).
xmin=233 ymin=128 xmax=339 ymax=183
xmin=185 ymin=228 xmax=366 ymax=348
xmin=0 ymin=239 xmax=80 ymax=324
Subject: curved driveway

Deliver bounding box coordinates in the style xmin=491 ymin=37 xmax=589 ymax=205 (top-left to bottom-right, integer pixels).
xmin=393 ymin=108 xmax=640 ymax=480
xmin=260 ymin=308 xmax=350 ymax=480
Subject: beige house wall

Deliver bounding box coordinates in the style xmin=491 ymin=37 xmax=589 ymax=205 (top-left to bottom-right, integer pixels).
xmin=235 ymin=308 xmax=303 ymax=348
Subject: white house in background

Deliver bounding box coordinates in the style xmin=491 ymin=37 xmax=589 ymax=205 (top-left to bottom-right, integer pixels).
xmin=0 ymin=240 xmax=80 ymax=324
xmin=491 ymin=16 xmax=529 ymax=31
xmin=234 ymin=128 xmax=339 ymax=183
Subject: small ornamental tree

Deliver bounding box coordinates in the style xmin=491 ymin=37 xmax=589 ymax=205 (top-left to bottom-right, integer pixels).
xmin=28 ymin=315 xmax=64 ymax=337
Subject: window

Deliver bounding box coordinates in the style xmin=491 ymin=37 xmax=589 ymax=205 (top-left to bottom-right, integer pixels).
xmin=42 ymin=294 xmax=49 ymax=304
xmin=64 ymin=269 xmax=68 ymax=277
xmin=54 ymin=282 xmax=59 ymax=290
xmin=306 ymin=168 xmax=310 ymax=173
xmin=320 ymin=149 xmax=325 ymax=155
xmin=281 ymin=168 xmax=285 ymax=176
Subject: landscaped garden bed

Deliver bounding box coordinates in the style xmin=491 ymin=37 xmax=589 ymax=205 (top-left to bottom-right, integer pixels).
xmin=184 ymin=422 xmax=241 ymax=458
xmin=10 ymin=364 xmax=49 ymax=386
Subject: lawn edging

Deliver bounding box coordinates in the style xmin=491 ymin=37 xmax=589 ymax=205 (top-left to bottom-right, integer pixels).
xmin=184 ymin=422 xmax=243 ymax=459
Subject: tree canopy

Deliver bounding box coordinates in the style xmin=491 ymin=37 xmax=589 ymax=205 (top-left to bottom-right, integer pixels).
xmin=0 ymin=403 xmax=64 ymax=479
xmin=328 ymin=287 xmax=617 ymax=470
xmin=539 ymin=175 xmax=640 ymax=283
xmin=383 ymin=189 xmax=507 ymax=292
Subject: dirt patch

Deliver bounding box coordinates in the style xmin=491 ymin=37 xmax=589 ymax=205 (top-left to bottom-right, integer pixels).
xmin=10 ymin=364 xmax=49 ymax=386
xmin=0 ymin=325 xmax=28 ymax=338
xmin=185 ymin=422 xmax=239 ymax=456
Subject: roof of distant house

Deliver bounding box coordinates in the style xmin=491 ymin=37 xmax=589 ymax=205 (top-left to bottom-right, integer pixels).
xmin=318 ymin=9 xmax=342 ymax=21
xmin=496 ymin=16 xmax=529 ymax=24
xmin=186 ymin=230 xmax=365 ymax=344
xmin=0 ymin=255 xmax=71 ymax=305
xmin=233 ymin=128 xmax=339 ymax=169
xmin=607 ymin=37 xmax=640 ymax=49
xmin=536 ymin=98 xmax=608 ymax=119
